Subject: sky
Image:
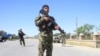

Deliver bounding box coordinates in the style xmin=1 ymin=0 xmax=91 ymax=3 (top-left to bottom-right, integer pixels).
xmin=0 ymin=0 xmax=100 ymax=36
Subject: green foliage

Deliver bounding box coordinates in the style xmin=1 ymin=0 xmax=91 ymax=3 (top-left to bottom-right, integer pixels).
xmin=12 ymin=36 xmax=19 ymax=39
xmin=75 ymin=24 xmax=94 ymax=36
xmin=33 ymin=34 xmax=39 ymax=39
xmin=96 ymin=26 xmax=100 ymax=32
xmin=66 ymin=33 xmax=71 ymax=39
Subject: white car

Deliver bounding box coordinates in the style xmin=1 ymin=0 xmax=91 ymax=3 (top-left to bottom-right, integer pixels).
xmin=53 ymin=36 xmax=61 ymax=43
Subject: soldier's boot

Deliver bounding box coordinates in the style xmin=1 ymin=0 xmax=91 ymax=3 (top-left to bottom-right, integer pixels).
xmin=23 ymin=40 xmax=25 ymax=47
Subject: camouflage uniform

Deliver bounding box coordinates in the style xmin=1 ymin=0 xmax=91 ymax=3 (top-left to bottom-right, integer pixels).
xmin=18 ymin=29 xmax=25 ymax=47
xmin=35 ymin=15 xmax=55 ymax=56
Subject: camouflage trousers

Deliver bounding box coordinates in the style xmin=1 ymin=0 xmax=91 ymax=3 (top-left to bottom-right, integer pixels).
xmin=19 ymin=37 xmax=25 ymax=46
xmin=38 ymin=36 xmax=53 ymax=56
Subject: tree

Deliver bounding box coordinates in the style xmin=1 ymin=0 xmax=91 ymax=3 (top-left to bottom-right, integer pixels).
xmin=75 ymin=24 xmax=94 ymax=36
xmin=66 ymin=33 xmax=71 ymax=39
xmin=96 ymin=26 xmax=100 ymax=32
xmin=34 ymin=35 xmax=39 ymax=39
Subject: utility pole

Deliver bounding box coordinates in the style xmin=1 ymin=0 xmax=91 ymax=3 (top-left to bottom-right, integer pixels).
xmin=76 ymin=16 xmax=78 ymax=39
xmin=76 ymin=16 xmax=78 ymax=30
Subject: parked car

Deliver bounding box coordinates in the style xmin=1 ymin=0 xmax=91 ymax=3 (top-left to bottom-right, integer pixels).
xmin=53 ymin=35 xmax=62 ymax=43
xmin=0 ymin=33 xmax=12 ymax=42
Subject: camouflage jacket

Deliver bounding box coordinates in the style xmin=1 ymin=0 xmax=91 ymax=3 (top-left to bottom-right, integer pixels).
xmin=35 ymin=15 xmax=55 ymax=37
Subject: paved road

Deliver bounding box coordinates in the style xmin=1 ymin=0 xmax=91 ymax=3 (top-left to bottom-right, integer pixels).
xmin=0 ymin=39 xmax=100 ymax=56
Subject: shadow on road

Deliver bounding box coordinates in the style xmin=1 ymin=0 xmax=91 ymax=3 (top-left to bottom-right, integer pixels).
xmin=66 ymin=45 xmax=74 ymax=47
xmin=25 ymin=45 xmax=34 ymax=47
xmin=0 ymin=40 xmax=3 ymax=42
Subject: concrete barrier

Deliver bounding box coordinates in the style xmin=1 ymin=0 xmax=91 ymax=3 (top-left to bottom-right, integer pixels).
xmin=66 ymin=33 xmax=100 ymax=48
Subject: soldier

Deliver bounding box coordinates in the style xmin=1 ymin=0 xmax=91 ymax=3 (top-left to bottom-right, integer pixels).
xmin=61 ymin=31 xmax=66 ymax=46
xmin=18 ymin=29 xmax=25 ymax=47
xmin=35 ymin=5 xmax=60 ymax=56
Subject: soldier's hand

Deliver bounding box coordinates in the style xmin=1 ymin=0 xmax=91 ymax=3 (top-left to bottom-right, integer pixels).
xmin=44 ymin=17 xmax=50 ymax=21
xmin=54 ymin=25 xmax=60 ymax=30
xmin=42 ymin=25 xmax=46 ymax=28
